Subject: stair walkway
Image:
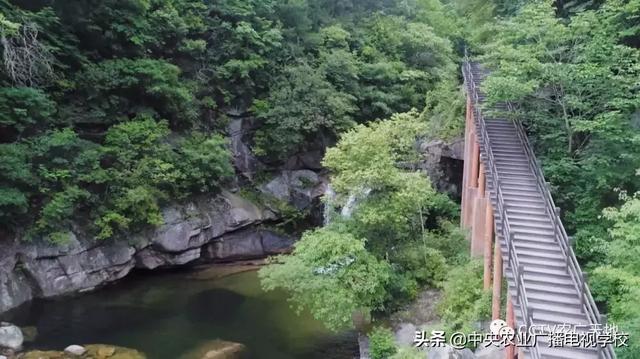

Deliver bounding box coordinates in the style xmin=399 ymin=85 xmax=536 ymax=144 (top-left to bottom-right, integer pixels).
xmin=463 ymin=61 xmax=615 ymax=359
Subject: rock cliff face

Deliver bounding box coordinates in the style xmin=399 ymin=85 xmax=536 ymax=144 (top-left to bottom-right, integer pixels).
xmin=418 ymin=137 xmax=464 ymax=199
xmin=0 ymin=191 xmax=295 ymax=314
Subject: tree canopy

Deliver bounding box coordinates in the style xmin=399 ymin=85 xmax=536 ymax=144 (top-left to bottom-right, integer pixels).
xmin=0 ymin=0 xmax=461 ymax=241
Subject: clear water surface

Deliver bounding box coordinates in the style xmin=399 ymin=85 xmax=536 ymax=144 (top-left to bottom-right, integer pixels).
xmin=2 ymin=267 xmax=358 ymax=359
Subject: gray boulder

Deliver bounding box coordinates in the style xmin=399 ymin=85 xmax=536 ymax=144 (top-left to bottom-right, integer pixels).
xmin=203 ymin=229 xmax=294 ymax=261
xmin=427 ymin=345 xmax=476 ymax=359
xmin=21 ymin=237 xmax=136 ymax=298
xmin=0 ymin=242 xmax=34 ymax=314
xmin=474 ymin=344 xmax=506 ymax=359
xmin=261 ymin=230 xmax=294 ymax=254
xmin=228 ymin=118 xmax=261 ymax=179
xmin=64 ymin=344 xmax=87 ymax=356
xmin=417 ymin=138 xmax=464 ymax=198
xmin=136 ymin=191 xmax=271 ymax=269
xmin=0 ymin=322 xmax=23 ymax=350
xmin=205 ymin=230 xmax=265 ymax=260
xmin=261 ymin=170 xmax=324 ymax=210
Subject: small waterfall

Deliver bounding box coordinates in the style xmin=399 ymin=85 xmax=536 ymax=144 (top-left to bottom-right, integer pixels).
xmin=323 ymin=184 xmax=337 ymax=226
xmin=323 ymin=185 xmax=372 ymax=225
xmin=340 ymin=188 xmax=372 ymax=218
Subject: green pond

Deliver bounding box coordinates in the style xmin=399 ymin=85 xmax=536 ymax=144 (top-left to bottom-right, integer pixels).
xmin=2 ymin=266 xmax=358 ymax=358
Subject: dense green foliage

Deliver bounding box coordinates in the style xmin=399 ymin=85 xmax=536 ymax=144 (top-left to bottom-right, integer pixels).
xmin=5 ymin=0 xmax=639 ymax=354
xmin=260 ymin=225 xmax=391 ymax=330
xmin=436 ymin=260 xmax=491 ymax=336
xmin=369 ymin=326 xmax=398 ymax=359
xmin=590 ymin=191 xmax=640 ymax=357
xmin=260 ymin=112 xmax=464 ymax=330
xmin=0 ymin=0 xmax=462 ymax=240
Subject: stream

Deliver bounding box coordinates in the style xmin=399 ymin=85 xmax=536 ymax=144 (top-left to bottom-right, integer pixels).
xmin=1 ymin=266 xmax=358 ymax=358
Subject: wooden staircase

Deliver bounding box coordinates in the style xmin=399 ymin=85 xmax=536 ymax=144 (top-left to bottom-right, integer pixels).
xmin=463 ymin=61 xmax=616 ymax=359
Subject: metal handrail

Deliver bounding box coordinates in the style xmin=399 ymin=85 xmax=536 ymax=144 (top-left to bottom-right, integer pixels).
xmin=462 ymin=54 xmax=614 ymax=359
xmin=506 ymin=103 xmax=615 ymax=359
xmin=462 ymin=60 xmax=541 ymax=359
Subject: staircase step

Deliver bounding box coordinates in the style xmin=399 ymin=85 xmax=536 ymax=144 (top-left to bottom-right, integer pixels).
xmin=512 ymin=226 xmax=555 ymax=237
xmin=507 ymin=207 xmax=548 ymax=216
xmin=523 ymin=272 xmax=575 ymax=286
xmin=503 ymin=196 xmax=546 ymax=206
xmin=513 ymin=235 xmax=557 ymax=245
xmin=517 ymin=256 xmax=568 ymax=270
xmin=500 ymin=178 xmax=538 ymax=186
xmin=532 ymin=311 xmax=589 ymax=326
xmin=523 ymin=265 xmax=570 ymax=279
xmin=513 ymin=232 xmax=557 ymax=242
xmin=526 ymin=291 xmax=580 ymax=306
xmin=506 ymin=202 xmax=547 ymax=210
xmin=491 ymin=153 xmax=528 ymax=160
xmin=528 ymin=301 xmax=585 ymax=317
xmin=518 ymin=251 xmax=566 ymax=262
xmin=499 ymin=174 xmax=534 ymax=181
xmin=495 ymin=159 xmax=530 ymax=165
xmin=507 ymin=280 xmax=579 ymax=299
xmin=515 ymin=241 xmax=561 ymax=254
xmin=508 ymin=213 xmax=550 ymax=223
xmin=537 ymin=344 xmax=600 ymax=359
xmin=510 ymin=219 xmax=554 ymax=229
xmin=500 ymin=185 xmax=539 ymax=193
xmin=496 ymin=165 xmax=532 ymax=173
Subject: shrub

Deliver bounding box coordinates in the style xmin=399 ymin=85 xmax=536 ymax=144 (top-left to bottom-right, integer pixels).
xmin=369 ymin=326 xmax=397 ymax=359
xmin=437 ymin=260 xmax=491 ymax=336
xmin=392 ymin=242 xmax=447 ymax=287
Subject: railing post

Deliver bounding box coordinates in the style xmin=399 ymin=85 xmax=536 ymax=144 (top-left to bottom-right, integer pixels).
xmin=517 ymin=263 xmax=524 ymax=303
xmin=492 ymin=235 xmax=503 ymax=320
xmin=581 ymin=271 xmax=588 ymax=309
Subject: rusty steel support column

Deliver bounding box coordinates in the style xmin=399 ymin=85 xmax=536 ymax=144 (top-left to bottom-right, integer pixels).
xmin=464 ymin=132 xmax=480 ymax=229
xmin=470 ymin=164 xmax=486 ymax=256
xmin=483 ymin=198 xmax=493 ymax=290
xmin=506 ymin=297 xmax=516 ymax=359
xmin=471 ymin=196 xmax=486 ymax=256
xmin=492 ymin=240 xmax=502 ymax=320
xmin=461 ymin=96 xmax=473 ymax=228
xmin=478 ymin=165 xmax=486 ymax=194
xmin=465 ymin=187 xmax=476 ymax=232
xmin=463 ymin=131 xmax=476 ymax=228
xmin=470 ymin=136 xmax=480 ymax=188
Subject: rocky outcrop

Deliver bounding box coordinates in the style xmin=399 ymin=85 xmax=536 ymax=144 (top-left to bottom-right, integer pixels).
xmin=134 ymin=191 xmax=275 ymax=269
xmin=418 ymin=138 xmax=464 ymax=198
xmin=203 ymin=229 xmax=294 ymax=261
xmin=227 ymin=118 xmax=260 ymax=180
xmin=21 ymin=344 xmax=146 ymax=359
xmin=179 ymin=339 xmax=245 ymax=359
xmin=427 ymin=345 xmax=475 ymax=359
xmin=260 ymin=170 xmax=326 ymax=210
xmin=0 ymin=191 xmax=294 ymax=314
xmin=0 ymin=323 xmax=22 ymax=350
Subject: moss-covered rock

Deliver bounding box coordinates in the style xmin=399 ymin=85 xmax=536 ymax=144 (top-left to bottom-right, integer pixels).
xmin=19 ymin=345 xmax=145 ymax=359
xmin=179 ymin=340 xmax=245 ymax=359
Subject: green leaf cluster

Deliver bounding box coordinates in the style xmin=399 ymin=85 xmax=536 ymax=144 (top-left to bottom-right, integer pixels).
xmin=261 ymin=111 xmax=462 ymax=329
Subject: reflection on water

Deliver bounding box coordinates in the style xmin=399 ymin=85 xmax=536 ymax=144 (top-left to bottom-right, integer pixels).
xmin=2 ymin=267 xmax=358 ymax=359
